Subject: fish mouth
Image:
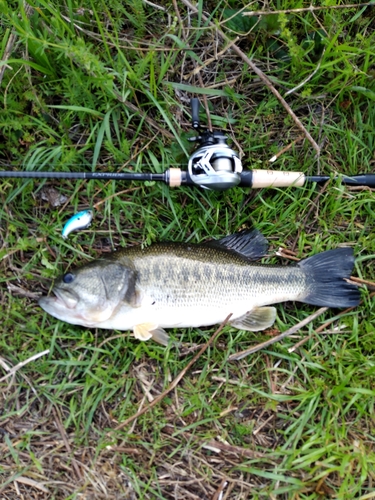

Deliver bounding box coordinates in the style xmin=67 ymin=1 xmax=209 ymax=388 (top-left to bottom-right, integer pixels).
xmin=38 ymin=289 xmax=86 ymax=326
xmin=39 ymin=288 xmax=78 ymax=312
xmin=39 ymin=290 xmax=112 ymax=327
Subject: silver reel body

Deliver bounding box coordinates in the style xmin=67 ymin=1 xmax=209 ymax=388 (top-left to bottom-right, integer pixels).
xmin=187 ymin=132 xmax=243 ymax=191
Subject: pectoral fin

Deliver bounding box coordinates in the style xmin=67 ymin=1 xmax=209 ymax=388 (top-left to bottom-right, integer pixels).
xmin=133 ymin=323 xmax=170 ymax=346
xmin=148 ymin=327 xmax=170 ymax=346
xmin=230 ymin=306 xmax=276 ymax=331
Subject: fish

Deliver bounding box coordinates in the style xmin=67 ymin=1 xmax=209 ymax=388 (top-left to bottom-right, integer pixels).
xmin=39 ymin=229 xmax=360 ymax=346
xmin=62 ymin=210 xmax=93 ymax=239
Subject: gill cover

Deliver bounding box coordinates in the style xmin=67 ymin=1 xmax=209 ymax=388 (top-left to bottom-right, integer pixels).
xmin=41 ymin=257 xmax=138 ymax=325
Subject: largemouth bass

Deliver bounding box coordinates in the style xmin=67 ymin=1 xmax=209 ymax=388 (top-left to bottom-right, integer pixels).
xmin=39 ymin=230 xmax=360 ymax=345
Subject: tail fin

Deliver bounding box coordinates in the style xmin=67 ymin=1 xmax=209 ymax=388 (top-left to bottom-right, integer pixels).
xmin=299 ymin=248 xmax=360 ymax=308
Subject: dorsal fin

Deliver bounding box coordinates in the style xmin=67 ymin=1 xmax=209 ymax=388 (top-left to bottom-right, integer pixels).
xmin=206 ymin=229 xmax=268 ymax=261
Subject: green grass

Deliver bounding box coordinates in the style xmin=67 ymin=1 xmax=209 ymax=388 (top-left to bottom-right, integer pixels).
xmin=1 ymin=1 xmax=375 ymax=498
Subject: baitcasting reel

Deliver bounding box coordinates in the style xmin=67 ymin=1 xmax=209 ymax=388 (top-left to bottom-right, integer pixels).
xmin=186 ymin=98 xmax=243 ymax=191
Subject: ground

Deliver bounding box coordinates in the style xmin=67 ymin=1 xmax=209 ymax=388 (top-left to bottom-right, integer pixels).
xmin=1 ymin=1 xmax=375 ymax=498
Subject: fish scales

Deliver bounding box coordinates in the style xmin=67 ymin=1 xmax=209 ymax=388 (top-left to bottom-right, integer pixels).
xmin=38 ymin=229 xmax=360 ymax=346
xmin=125 ymin=244 xmax=308 ymax=309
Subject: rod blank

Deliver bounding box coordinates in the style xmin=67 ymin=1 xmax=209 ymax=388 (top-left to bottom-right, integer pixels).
xmin=0 ymin=170 xmax=166 ymax=182
xmin=1 ymin=169 xmax=375 ymax=189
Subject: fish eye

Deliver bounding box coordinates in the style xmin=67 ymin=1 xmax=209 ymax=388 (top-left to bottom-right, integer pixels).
xmin=63 ymin=273 xmax=75 ymax=284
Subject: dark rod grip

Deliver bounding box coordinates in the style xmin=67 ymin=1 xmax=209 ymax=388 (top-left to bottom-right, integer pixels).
xmin=342 ymin=174 xmax=375 ymax=187
xmin=306 ymin=174 xmax=375 ymax=187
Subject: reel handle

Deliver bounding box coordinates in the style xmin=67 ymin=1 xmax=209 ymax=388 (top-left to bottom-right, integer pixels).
xmin=190 ymin=98 xmax=200 ymax=130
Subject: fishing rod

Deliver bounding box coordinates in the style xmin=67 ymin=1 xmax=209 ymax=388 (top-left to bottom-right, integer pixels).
xmin=1 ymin=98 xmax=375 ymax=191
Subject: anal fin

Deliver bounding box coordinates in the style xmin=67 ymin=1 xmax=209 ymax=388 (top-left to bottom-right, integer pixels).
xmin=230 ymin=306 xmax=277 ymax=331
xmin=133 ymin=323 xmax=170 ymax=346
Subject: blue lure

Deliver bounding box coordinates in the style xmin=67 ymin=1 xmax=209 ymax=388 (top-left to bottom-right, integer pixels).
xmin=62 ymin=210 xmax=93 ymax=239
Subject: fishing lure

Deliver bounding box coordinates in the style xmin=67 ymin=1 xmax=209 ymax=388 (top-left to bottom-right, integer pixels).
xmin=62 ymin=209 xmax=93 ymax=239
